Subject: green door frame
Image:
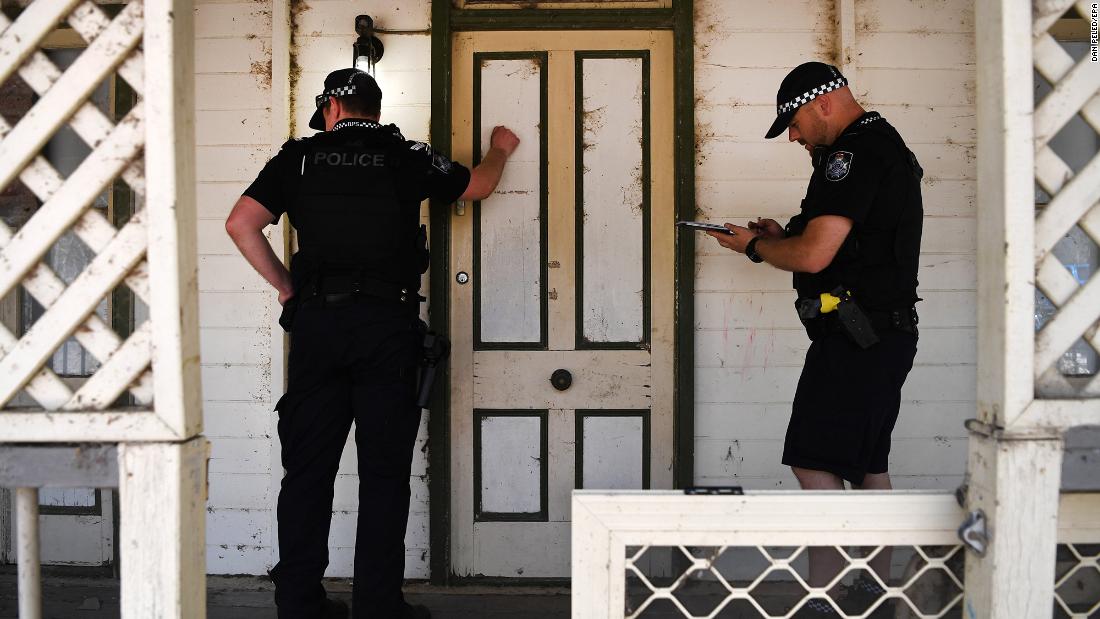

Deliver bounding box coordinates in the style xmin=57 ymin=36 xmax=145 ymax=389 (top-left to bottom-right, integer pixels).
xmin=427 ymin=0 xmax=695 ymax=585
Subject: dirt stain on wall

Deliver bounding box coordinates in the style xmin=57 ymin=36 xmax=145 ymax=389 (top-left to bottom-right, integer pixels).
xmin=288 ymin=0 xmax=313 ymax=136
xmin=251 ymin=60 xmax=272 ymax=89
xmin=821 ymin=1 xmax=840 ymax=65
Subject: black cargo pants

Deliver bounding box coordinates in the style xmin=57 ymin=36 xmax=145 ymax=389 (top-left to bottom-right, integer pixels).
xmin=270 ymin=295 xmax=423 ymax=618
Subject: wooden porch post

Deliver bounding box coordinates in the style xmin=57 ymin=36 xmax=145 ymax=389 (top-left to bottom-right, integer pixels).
xmin=966 ymin=0 xmax=1065 ymax=616
xmin=15 ymin=488 xmax=41 ymax=619
xmin=118 ymin=439 xmax=207 ymax=619
xmin=964 ymin=432 xmax=1062 ymax=617
xmin=117 ymin=1 xmax=205 ymax=617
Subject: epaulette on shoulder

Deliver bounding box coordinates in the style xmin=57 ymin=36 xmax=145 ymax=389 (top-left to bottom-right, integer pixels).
xmin=833 ymin=125 xmax=885 ymax=151
xmin=836 ymin=113 xmax=884 ymax=141
xmin=279 ymin=136 xmax=309 ymax=151
xmin=828 ymin=134 xmax=862 ymax=157
xmin=384 ymin=123 xmax=407 ymax=141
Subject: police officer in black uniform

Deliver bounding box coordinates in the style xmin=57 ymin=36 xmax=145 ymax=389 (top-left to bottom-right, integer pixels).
xmin=226 ymin=68 xmax=519 ymax=619
xmin=706 ymin=62 xmax=922 ymax=615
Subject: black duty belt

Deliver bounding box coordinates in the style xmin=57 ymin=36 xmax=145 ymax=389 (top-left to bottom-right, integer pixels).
xmin=872 ymin=307 xmax=920 ymax=334
xmin=803 ymin=306 xmax=919 ymax=340
xmin=300 ymin=272 xmax=424 ymax=308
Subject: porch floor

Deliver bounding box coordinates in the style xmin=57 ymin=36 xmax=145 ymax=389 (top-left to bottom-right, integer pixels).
xmin=0 ymin=569 xmax=571 ymax=618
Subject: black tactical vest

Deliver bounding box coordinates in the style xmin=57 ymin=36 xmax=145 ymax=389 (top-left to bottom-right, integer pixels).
xmin=286 ymin=122 xmax=428 ymax=289
xmin=790 ymin=116 xmax=924 ymax=310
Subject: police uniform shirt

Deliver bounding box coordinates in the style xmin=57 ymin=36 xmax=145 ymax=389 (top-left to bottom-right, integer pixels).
xmin=243 ymin=119 xmax=471 ymax=288
xmin=790 ymin=112 xmax=924 ymax=311
xmin=244 ymin=119 xmax=471 ymax=224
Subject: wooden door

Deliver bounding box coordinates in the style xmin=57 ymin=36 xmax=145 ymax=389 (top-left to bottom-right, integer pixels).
xmin=449 ymin=30 xmax=674 ymax=578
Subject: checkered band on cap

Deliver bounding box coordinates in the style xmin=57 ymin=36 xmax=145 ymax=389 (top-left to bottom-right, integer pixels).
xmin=777 ymin=77 xmax=849 ymax=115
xmin=324 ymin=84 xmax=358 ymax=98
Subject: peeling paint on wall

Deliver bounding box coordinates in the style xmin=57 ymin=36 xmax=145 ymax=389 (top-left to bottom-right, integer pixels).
xmin=288 ymin=0 xmax=312 ymax=136
xmin=822 ymin=1 xmax=840 ymax=65
xmin=251 ymin=60 xmax=273 ymax=89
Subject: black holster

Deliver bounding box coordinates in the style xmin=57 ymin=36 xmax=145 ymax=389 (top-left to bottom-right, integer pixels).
xmin=796 ymin=287 xmax=880 ymax=349
xmin=835 ymin=294 xmax=880 ymax=349
xmin=278 ymin=296 xmax=300 ymax=332
xmin=416 ymin=330 xmax=451 ymax=409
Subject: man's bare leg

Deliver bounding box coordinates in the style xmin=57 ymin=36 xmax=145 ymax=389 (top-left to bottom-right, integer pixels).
xmin=852 ymin=472 xmax=891 ymax=490
xmin=793 ymin=467 xmax=846 ymax=491
xmin=792 ymin=467 xmax=846 ymax=590
xmin=853 ymin=473 xmax=892 ymax=583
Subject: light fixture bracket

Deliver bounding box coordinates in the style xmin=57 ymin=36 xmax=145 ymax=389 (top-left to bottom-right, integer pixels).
xmin=353 ymin=15 xmax=384 ymax=73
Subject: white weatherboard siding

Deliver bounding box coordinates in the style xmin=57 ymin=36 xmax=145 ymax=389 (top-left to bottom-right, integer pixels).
xmin=692 ymin=0 xmax=977 ymax=490
xmin=195 ymin=0 xmax=280 ymax=575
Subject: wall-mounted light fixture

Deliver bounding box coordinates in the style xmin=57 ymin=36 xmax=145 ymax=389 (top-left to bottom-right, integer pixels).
xmin=353 ymin=15 xmax=384 ymax=73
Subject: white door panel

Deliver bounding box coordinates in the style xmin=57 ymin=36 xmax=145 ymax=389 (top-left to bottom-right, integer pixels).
xmin=450 ymin=30 xmax=675 ymax=578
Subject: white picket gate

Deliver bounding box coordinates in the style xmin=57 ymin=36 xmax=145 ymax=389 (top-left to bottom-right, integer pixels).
xmin=0 ymin=0 xmax=205 ymax=617
xmin=572 ymin=491 xmax=1100 ymax=618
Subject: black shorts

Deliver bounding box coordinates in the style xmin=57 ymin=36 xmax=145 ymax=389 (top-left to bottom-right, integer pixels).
xmin=782 ymin=330 xmax=918 ymax=485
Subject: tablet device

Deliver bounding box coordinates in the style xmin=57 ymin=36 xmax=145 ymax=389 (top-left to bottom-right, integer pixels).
xmin=677 ymin=221 xmax=733 ymax=234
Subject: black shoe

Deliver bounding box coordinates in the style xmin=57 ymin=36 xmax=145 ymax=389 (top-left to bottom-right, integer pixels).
xmin=792 ymin=598 xmax=839 ymax=618
xmin=840 ymin=576 xmax=894 ymax=618
xmin=400 ymin=603 xmax=432 ymax=619
xmin=322 ymin=597 xmax=350 ymax=619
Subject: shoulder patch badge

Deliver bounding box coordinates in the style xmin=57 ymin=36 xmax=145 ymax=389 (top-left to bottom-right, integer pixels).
xmin=825 ymin=151 xmax=854 ymax=181
xmin=431 ymin=152 xmax=453 ymax=173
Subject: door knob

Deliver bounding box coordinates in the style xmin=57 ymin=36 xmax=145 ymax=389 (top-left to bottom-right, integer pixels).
xmin=550 ymin=369 xmax=572 ymax=391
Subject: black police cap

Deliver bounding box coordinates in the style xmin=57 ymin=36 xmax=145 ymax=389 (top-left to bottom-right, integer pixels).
xmin=764 ymin=62 xmax=848 ymax=139
xmin=309 ymin=68 xmax=383 ymax=131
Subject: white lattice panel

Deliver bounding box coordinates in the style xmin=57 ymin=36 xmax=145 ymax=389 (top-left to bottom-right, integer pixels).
xmin=624 ymin=544 xmax=963 ymax=618
xmin=1032 ymin=0 xmax=1100 ymax=409
xmin=0 ymin=0 xmax=199 ymax=441
xmin=1055 ymin=544 xmax=1100 ymax=618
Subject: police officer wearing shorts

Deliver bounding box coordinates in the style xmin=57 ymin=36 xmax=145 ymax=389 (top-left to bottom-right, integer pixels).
xmin=706 ymin=61 xmax=922 ymax=616
xmin=706 ymin=61 xmax=923 ymax=491
xmin=226 ymin=68 xmax=519 ymax=619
